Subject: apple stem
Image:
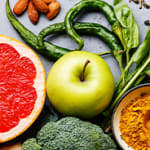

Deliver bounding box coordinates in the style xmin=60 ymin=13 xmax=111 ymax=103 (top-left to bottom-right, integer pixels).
xmin=81 ymin=60 xmax=90 ymax=81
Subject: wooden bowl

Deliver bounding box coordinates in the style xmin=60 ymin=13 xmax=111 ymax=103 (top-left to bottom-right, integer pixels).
xmin=111 ymin=83 xmax=150 ymax=150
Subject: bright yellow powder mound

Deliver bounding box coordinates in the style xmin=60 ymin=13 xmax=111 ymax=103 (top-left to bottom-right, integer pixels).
xmin=120 ymin=93 xmax=150 ymax=150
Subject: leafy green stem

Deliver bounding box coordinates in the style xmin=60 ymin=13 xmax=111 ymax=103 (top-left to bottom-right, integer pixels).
xmin=96 ymin=51 xmax=112 ymax=56
xmin=132 ymin=74 xmax=146 ymax=87
xmin=110 ymin=57 xmax=150 ymax=112
xmin=115 ymin=60 xmax=132 ymax=90
xmin=126 ymin=50 xmax=130 ymax=64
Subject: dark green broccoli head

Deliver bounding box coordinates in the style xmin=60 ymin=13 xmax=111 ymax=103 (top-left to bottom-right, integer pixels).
xmin=36 ymin=117 xmax=117 ymax=150
xmin=21 ymin=138 xmax=40 ymax=150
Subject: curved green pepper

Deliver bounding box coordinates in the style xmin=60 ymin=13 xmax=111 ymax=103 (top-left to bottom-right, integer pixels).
xmin=65 ymin=0 xmax=117 ymax=50
xmin=37 ymin=22 xmax=122 ymax=57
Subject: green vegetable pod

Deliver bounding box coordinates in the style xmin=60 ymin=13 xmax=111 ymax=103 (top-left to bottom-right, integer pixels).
xmin=65 ymin=0 xmax=117 ymax=50
xmin=38 ymin=22 xmax=122 ymax=57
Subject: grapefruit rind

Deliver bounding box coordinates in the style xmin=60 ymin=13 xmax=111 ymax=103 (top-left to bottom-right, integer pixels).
xmin=0 ymin=35 xmax=46 ymax=143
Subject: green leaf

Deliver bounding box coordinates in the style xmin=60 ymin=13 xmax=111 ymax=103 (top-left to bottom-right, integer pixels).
xmin=114 ymin=0 xmax=139 ymax=50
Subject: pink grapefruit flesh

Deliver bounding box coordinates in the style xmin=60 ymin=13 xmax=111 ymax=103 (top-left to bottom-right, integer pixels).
xmin=0 ymin=35 xmax=46 ymax=143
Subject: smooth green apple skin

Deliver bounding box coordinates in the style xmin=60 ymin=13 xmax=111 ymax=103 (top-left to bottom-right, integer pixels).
xmin=47 ymin=51 xmax=115 ymax=119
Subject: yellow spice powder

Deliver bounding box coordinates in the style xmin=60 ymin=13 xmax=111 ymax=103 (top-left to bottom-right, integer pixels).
xmin=120 ymin=93 xmax=150 ymax=150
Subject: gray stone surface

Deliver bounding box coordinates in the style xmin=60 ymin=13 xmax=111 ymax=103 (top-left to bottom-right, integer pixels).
xmin=0 ymin=0 xmax=149 ymax=81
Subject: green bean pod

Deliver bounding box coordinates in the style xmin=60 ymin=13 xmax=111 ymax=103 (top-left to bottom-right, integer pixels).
xmin=38 ymin=22 xmax=122 ymax=58
xmin=64 ymin=0 xmax=117 ymax=50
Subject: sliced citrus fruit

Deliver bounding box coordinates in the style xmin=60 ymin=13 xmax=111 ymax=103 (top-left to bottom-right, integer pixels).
xmin=0 ymin=35 xmax=46 ymax=143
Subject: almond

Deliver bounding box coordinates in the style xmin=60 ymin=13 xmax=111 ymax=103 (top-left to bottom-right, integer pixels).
xmin=13 ymin=0 xmax=29 ymax=15
xmin=32 ymin=0 xmax=49 ymax=13
xmin=46 ymin=1 xmax=60 ymax=20
xmin=28 ymin=1 xmax=39 ymax=24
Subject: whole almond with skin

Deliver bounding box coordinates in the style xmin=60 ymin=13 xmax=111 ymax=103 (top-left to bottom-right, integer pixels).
xmin=47 ymin=1 xmax=60 ymax=20
xmin=28 ymin=1 xmax=39 ymax=24
xmin=13 ymin=0 xmax=29 ymax=15
xmin=32 ymin=0 xmax=49 ymax=13
xmin=43 ymin=0 xmax=55 ymax=4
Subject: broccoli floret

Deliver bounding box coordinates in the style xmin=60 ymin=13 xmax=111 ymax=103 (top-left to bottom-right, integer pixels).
xmin=36 ymin=117 xmax=117 ymax=150
xmin=21 ymin=138 xmax=40 ymax=150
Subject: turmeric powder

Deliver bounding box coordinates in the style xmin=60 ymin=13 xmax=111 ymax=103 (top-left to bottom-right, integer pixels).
xmin=120 ymin=93 xmax=150 ymax=150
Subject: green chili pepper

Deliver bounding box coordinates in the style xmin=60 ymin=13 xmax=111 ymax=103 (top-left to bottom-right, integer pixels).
xmin=65 ymin=0 xmax=118 ymax=50
xmin=64 ymin=0 xmax=124 ymax=74
xmin=114 ymin=0 xmax=139 ymax=63
xmin=37 ymin=22 xmax=123 ymax=58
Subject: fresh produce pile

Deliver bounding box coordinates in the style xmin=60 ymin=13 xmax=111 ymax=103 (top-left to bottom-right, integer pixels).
xmin=0 ymin=0 xmax=150 ymax=149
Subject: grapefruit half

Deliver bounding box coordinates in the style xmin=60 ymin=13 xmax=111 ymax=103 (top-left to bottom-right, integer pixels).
xmin=0 ymin=35 xmax=46 ymax=143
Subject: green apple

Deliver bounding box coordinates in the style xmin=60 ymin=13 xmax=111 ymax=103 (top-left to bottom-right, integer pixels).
xmin=47 ymin=51 xmax=114 ymax=119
